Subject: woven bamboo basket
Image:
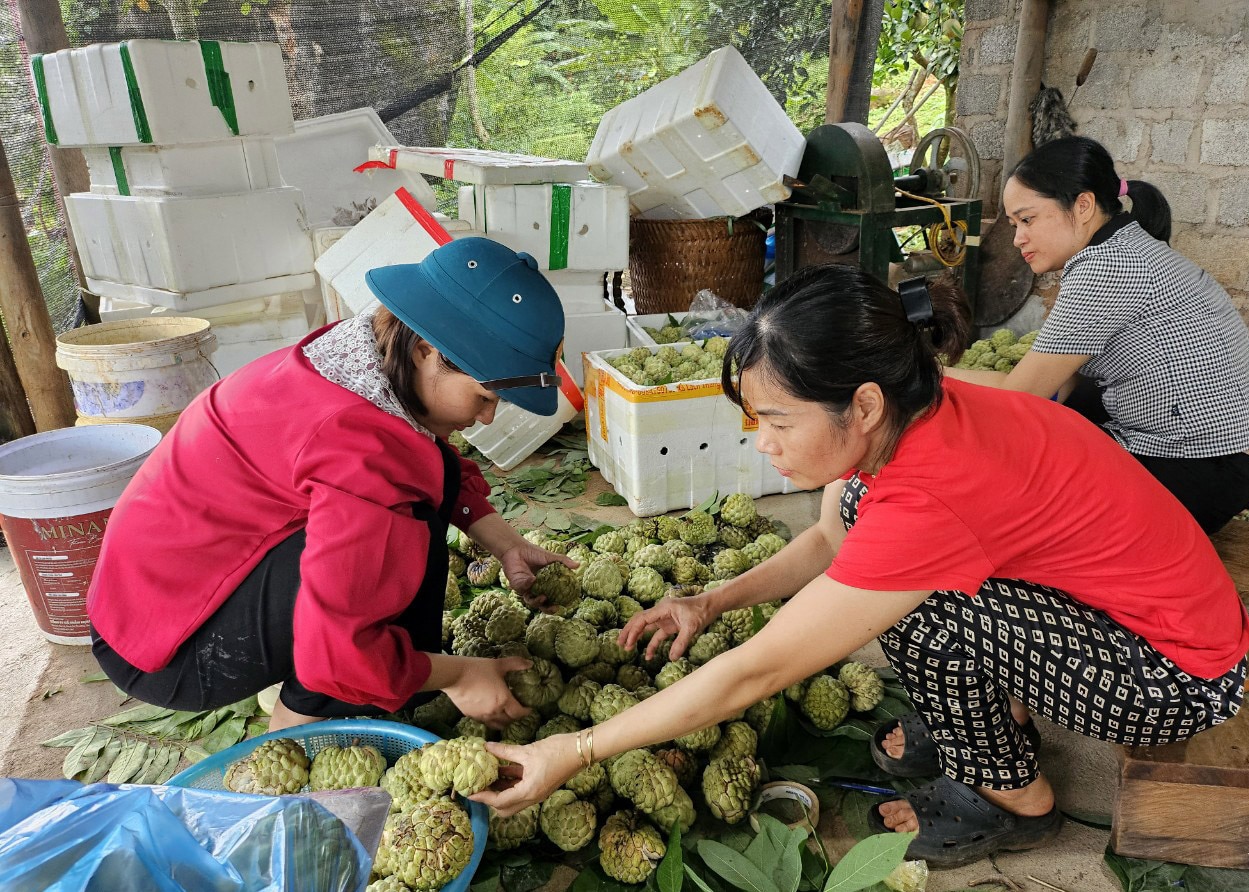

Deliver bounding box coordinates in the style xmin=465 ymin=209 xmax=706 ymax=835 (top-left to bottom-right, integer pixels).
xmin=628 ymin=210 xmax=771 ymax=314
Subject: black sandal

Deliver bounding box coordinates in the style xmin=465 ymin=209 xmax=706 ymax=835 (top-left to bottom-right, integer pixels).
xmin=871 ymin=713 xmax=1043 ymax=778
xmin=867 ymin=775 xmax=1064 ymax=868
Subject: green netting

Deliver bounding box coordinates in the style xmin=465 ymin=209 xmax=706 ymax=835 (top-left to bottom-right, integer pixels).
xmin=0 ymin=0 xmax=891 ymax=334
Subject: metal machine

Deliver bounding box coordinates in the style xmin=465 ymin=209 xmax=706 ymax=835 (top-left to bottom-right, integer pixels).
xmin=774 ymin=122 xmax=983 ymax=299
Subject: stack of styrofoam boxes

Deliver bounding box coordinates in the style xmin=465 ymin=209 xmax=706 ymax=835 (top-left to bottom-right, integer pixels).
xmin=31 ymin=40 xmax=317 ymax=375
xmin=583 ymin=348 xmax=803 ymax=516
xmin=585 ymin=45 xmax=806 ymax=220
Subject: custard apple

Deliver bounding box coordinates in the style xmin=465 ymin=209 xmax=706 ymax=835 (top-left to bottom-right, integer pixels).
xmin=655 ymin=516 xmax=683 ymax=542
xmin=631 ymin=544 xmax=674 ymax=574
xmin=621 ymin=754 xmax=679 ymax=812
xmin=663 ymin=540 xmax=694 ymax=560
xmin=554 ymin=619 xmax=601 ymax=668
xmin=599 ymin=810 xmax=667 ymax=884
xmin=655 ymin=658 xmax=694 ymax=690
xmin=557 ymin=676 xmax=601 ymax=721
xmin=576 ymin=661 xmax=618 ymax=685
xmin=573 ymin=598 xmax=617 ymax=629
xmin=590 ymin=683 xmax=640 ymax=724
xmin=489 ymin=803 xmax=540 ymax=851
xmin=839 ymin=661 xmax=887 ymax=712
xmin=530 ymin=563 xmax=582 ymax=611
xmin=593 ymin=531 xmax=627 ymax=555
xmin=466 ymin=557 xmax=501 ymax=587
xmin=445 ymin=572 xmax=462 ymax=609
xmin=485 ymin=603 xmax=528 ymax=644
xmin=593 ymin=629 xmax=631 ymax=665
xmin=405 ymin=692 xmax=461 ymax=729
xmin=710 ymin=721 xmax=758 ymax=761
xmin=507 ymin=656 xmax=565 ymax=708
xmin=418 ymin=736 xmax=499 ymax=796
xmin=647 ymin=785 xmax=696 ymax=834
xmin=614 ymin=596 xmax=644 ymax=624
xmin=746 ymin=515 xmax=777 ymax=539
xmin=564 ymin=761 xmax=607 ymax=799
xmin=524 ymin=613 xmax=565 ymax=660
xmin=717 ymin=522 xmax=753 ymax=550
xmin=455 ymin=717 xmax=488 ymax=739
xmin=754 ymin=533 xmax=786 ymax=558
xmin=367 ymin=875 xmax=412 ymax=892
xmin=801 ymin=675 xmax=851 ymax=731
xmin=744 ymin=696 xmax=778 ymax=735
xmin=224 ymin=738 xmax=310 ymax=796
xmin=582 ymin=560 xmax=626 ymax=600
xmin=740 ymin=542 xmax=768 ymax=567
xmin=688 ymin=631 xmax=729 ymax=665
xmin=539 ymin=789 xmax=597 ymax=851
xmin=536 ymin=714 xmax=582 ymax=739
xmin=720 ymin=493 xmax=758 ymax=528
xmin=703 ymin=336 xmax=729 ymax=358
xmin=654 ymin=747 xmax=699 ymax=788
xmin=702 ymin=755 xmax=760 ymax=824
xmin=447 ymin=552 xmax=467 ymax=579
xmin=374 ymin=797 xmax=474 ymax=891
xmin=381 ymin=752 xmax=438 ymax=813
xmin=673 ymin=556 xmax=710 ymax=586
xmin=309 ymin=744 xmax=386 ymax=791
xmin=501 ymin=711 xmax=542 ymax=745
xmin=711 ymin=548 xmax=750 ymax=580
xmin=675 ymin=723 xmax=721 ymax=753
xmin=680 ymin=512 xmax=718 ymax=546
xmin=627 ymin=567 xmax=667 ymax=604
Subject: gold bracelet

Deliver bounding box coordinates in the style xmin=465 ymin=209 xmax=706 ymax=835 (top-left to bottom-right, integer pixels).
xmin=575 ymin=730 xmax=590 ymax=768
xmin=585 ymin=728 xmax=595 ymax=766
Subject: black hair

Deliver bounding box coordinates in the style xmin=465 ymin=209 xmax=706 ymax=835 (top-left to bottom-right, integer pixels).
xmin=372 ymin=306 xmax=465 ymax=423
xmin=722 ymin=265 xmax=971 ymax=458
xmin=1008 ymin=135 xmax=1172 ymax=242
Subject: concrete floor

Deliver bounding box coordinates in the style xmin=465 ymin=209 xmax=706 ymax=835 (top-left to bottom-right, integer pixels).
xmin=0 ymin=483 xmax=1125 ymax=892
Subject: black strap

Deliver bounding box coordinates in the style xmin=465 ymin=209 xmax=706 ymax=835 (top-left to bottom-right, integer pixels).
xmin=898 ymin=278 xmax=934 ymax=327
xmin=479 ymin=370 xmax=561 ymax=392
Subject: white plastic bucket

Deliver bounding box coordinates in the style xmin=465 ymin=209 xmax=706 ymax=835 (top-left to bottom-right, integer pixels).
xmin=56 ymin=317 xmax=219 ymax=433
xmin=0 ymin=424 xmax=161 ymax=644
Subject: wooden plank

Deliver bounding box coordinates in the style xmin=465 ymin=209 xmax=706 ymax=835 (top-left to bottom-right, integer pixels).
xmin=824 ymin=0 xmax=865 ymax=123
xmin=1111 ymin=778 xmax=1249 ymax=869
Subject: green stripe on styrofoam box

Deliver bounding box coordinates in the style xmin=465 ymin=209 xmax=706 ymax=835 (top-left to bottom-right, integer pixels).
xmin=109 ymin=147 xmax=130 ymax=195
xmin=199 ymin=41 xmax=239 ymax=135
xmin=118 ymin=43 xmax=152 ymax=143
xmin=549 ymin=184 xmax=571 ymax=270
xmin=30 ymin=55 xmax=58 ymax=145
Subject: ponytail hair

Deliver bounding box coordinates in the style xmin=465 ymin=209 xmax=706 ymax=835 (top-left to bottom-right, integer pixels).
xmin=722 ymin=265 xmax=971 ymax=444
xmin=1009 ymin=135 xmax=1173 ymax=243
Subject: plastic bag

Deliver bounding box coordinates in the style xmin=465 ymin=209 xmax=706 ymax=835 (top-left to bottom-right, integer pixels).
xmin=0 ymin=778 xmax=370 ymax=892
xmin=679 ymin=289 xmax=750 ymax=340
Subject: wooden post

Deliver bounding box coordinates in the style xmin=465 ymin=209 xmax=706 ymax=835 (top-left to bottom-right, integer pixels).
xmin=0 ymin=310 xmax=37 ymax=443
xmin=0 ymin=135 xmax=76 ymax=432
xmin=14 ymin=0 xmax=91 ymax=303
xmin=1001 ymin=0 xmax=1051 ymax=176
xmin=826 ymin=0 xmax=866 ymax=123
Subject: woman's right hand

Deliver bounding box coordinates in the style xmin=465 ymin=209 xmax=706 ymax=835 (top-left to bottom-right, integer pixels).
xmin=439 ymin=656 xmax=531 ymax=730
xmin=619 ymin=593 xmax=718 ymax=661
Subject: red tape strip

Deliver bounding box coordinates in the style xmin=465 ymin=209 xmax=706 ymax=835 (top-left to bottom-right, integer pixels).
xmin=395 ymin=187 xmax=452 ymax=246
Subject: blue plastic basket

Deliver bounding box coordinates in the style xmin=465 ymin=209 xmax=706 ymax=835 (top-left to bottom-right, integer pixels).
xmin=167 ymin=718 xmax=489 ymax=892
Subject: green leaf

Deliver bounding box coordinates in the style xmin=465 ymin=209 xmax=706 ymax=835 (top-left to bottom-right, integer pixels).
xmin=500 ymin=859 xmax=556 ymax=892
xmin=202 ymin=715 xmax=248 ymax=754
xmin=183 ymin=744 xmax=211 ymax=764
xmin=106 ymin=739 xmax=150 ymax=784
xmin=61 ymin=727 xmax=110 ymax=778
xmin=595 ymin=492 xmax=629 ymax=506
xmin=566 ymin=863 xmax=633 ymax=892
xmin=155 ymin=748 xmax=185 ymax=784
xmin=132 ymin=744 xmax=174 ymax=785
xmin=743 ymin=814 xmax=785 ymax=872
xmin=228 ymin=695 xmax=259 ymax=718
xmin=658 ymin=824 xmax=684 ymax=892
xmin=697 ymin=840 xmax=780 ymax=892
xmin=246 ymin=720 xmax=270 ymax=739
xmin=471 ymin=861 xmax=502 ymax=892
xmin=684 ymin=865 xmax=719 ymax=892
xmin=544 ymin=510 xmax=572 ymax=532
xmin=42 ymin=727 xmax=97 ymax=748
xmin=80 ymin=671 xmax=110 ymax=683
xmin=1103 ymin=850 xmax=1189 ymax=892
xmin=101 ymin=703 xmax=177 ymax=727
xmin=81 ymin=735 xmax=123 ymax=783
xmin=1184 ymin=865 xmax=1249 ymax=892
xmin=691 ymin=491 xmax=720 ymax=515
xmin=822 ymin=833 xmax=915 ymax=892
xmin=775 ymin=831 xmax=805 ymax=892
xmin=798 ymin=846 xmax=828 ymax=892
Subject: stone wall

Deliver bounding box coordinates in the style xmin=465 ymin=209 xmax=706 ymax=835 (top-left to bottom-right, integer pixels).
xmin=957 ymin=0 xmax=1249 ymax=316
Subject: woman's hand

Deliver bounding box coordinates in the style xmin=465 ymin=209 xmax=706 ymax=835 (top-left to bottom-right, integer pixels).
xmin=471 ymin=734 xmax=585 ymax=817
xmin=619 ymin=593 xmax=718 ymax=661
xmin=498 ymin=542 xmax=579 ymax=610
xmin=440 ymin=655 xmax=532 ymax=730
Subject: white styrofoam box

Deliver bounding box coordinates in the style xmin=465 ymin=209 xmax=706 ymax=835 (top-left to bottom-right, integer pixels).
xmin=275 ymin=108 xmax=438 ymax=229
xmin=583 ymin=347 xmax=802 ymax=516
xmin=31 ymin=40 xmax=293 ymax=148
xmin=312 ymin=226 xmax=353 ymax=322
xmin=67 ymin=186 xmax=314 ymax=311
xmin=81 ymin=139 xmax=282 ymax=196
xmin=562 ymin=303 xmax=629 ymax=388
xmin=96 ymin=291 xmax=313 ymax=376
xmin=463 ymin=360 xmax=584 ymax=471
xmin=586 ymin=46 xmax=804 ymax=220
xmin=455 ymin=182 xmax=629 ymax=271
xmin=543 ymin=269 xmax=614 ymax=316
xmin=367 ymin=146 xmax=590 ymax=185
xmin=313 ymin=190 xmax=474 ymax=317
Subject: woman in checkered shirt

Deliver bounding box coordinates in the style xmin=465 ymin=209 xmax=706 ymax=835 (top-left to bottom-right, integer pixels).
xmin=947 ymin=136 xmax=1249 ymax=533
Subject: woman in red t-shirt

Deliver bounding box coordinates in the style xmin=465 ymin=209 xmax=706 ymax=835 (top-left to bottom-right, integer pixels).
xmin=473 ymin=264 xmax=1249 ymax=868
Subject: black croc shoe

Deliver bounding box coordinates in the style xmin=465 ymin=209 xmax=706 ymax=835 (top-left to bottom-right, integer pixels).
xmin=867 ymin=775 xmax=1064 ymax=868
xmin=872 ymin=714 xmax=1044 ymax=778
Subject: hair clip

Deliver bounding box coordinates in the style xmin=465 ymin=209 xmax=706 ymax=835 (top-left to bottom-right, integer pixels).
xmin=897 ymin=278 xmax=935 ymax=328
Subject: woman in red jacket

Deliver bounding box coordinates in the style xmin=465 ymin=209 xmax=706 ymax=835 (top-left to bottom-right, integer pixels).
xmin=88 ymin=238 xmax=575 ymax=732
xmin=473 ymin=265 xmax=1248 ymax=867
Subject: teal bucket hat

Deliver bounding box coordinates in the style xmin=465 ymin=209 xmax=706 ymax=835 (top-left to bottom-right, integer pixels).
xmin=365 ymin=238 xmax=566 ymax=416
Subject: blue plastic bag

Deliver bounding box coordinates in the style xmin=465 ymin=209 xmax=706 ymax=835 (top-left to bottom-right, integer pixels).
xmin=0 ymin=778 xmax=370 ymax=892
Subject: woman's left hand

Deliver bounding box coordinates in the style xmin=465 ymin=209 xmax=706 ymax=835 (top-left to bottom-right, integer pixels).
xmin=498 ymin=543 xmax=578 ymax=609
xmin=470 ymin=734 xmax=584 ymax=817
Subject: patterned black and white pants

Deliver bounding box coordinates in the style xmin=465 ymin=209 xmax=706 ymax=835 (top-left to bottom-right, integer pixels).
xmin=841 ymin=475 xmax=1249 ymax=790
